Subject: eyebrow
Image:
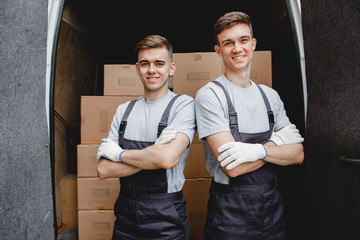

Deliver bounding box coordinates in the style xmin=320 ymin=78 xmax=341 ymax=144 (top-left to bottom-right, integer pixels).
xmin=221 ymin=35 xmax=251 ymax=44
xmin=139 ymin=60 xmax=166 ymax=64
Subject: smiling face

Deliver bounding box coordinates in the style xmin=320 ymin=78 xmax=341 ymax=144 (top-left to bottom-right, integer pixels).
xmin=136 ymin=47 xmax=175 ymax=98
xmin=214 ymin=23 xmax=257 ymax=74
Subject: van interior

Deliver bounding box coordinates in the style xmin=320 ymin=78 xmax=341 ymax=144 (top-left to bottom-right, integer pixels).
xmin=54 ymin=0 xmax=305 ymax=238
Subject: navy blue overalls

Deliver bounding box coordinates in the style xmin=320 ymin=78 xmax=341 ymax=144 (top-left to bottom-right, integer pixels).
xmin=204 ymin=81 xmax=287 ymax=240
xmin=112 ymin=95 xmax=190 ymax=240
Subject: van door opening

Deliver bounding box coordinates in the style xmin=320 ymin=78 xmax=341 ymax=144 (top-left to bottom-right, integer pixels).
xmin=52 ymin=0 xmax=305 ymax=238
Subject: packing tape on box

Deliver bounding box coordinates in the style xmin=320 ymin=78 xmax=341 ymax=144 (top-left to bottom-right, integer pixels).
xmin=92 ymin=222 xmax=110 ymax=231
xmin=187 ymin=72 xmax=209 ymax=81
xmin=194 ymin=54 xmax=202 ymax=61
xmin=117 ymin=77 xmax=136 ymax=86
xmin=99 ymin=111 xmax=108 ymax=132
xmin=91 ymin=188 xmax=110 ymax=198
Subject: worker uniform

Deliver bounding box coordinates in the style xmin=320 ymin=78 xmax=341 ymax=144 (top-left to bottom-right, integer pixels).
xmin=108 ymin=90 xmax=196 ymax=240
xmin=195 ymin=75 xmax=291 ymax=240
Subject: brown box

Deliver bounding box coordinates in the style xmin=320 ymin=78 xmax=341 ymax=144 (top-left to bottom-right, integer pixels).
xmin=173 ymin=52 xmax=223 ymax=98
xmin=60 ymin=174 xmax=78 ymax=228
xmin=183 ymin=178 xmax=211 ymax=240
xmin=104 ymin=64 xmax=144 ymax=96
xmin=251 ymin=51 xmax=272 ymax=87
xmin=77 ymin=178 xmax=120 ymax=210
xmin=78 ymin=210 xmax=115 ymax=240
xmin=184 ymin=132 xmax=210 ymax=178
xmin=173 ymin=51 xmax=272 ymax=99
xmin=77 ymin=144 xmax=99 ymax=177
xmin=81 ymin=96 xmax=139 ymax=144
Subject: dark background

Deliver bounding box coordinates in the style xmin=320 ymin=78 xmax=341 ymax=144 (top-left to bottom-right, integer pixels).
xmin=1 ymin=0 xmax=359 ymax=239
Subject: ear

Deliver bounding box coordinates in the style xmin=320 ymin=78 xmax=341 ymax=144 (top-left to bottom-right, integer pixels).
xmin=252 ymin=38 xmax=257 ymax=51
xmin=169 ymin=61 xmax=176 ymax=76
xmin=214 ymin=45 xmax=222 ymax=57
xmin=135 ymin=62 xmax=141 ymax=76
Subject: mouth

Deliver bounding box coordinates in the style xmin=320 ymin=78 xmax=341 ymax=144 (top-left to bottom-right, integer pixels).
xmin=146 ymin=77 xmax=159 ymax=80
xmin=146 ymin=76 xmax=160 ymax=82
xmin=232 ymin=55 xmax=245 ymax=60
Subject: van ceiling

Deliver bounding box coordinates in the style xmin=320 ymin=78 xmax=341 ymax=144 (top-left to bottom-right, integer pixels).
xmin=82 ymin=1 xmax=277 ymax=64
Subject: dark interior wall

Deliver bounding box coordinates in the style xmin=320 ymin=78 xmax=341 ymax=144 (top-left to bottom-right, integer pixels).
xmin=302 ymin=0 xmax=360 ymax=239
xmin=0 ymin=0 xmax=55 ymax=239
xmin=88 ymin=1 xmax=276 ymax=63
xmin=54 ymin=0 xmax=99 ymax=227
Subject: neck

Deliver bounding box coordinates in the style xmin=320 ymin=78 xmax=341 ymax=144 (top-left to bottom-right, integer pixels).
xmin=144 ymin=87 xmax=168 ymax=102
xmin=224 ymin=67 xmax=252 ymax=88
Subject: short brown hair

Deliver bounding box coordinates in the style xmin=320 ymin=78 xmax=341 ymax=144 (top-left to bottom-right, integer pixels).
xmin=135 ymin=35 xmax=173 ymax=61
xmin=214 ymin=11 xmax=254 ymax=45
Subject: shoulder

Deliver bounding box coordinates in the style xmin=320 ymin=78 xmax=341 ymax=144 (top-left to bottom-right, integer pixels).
xmin=170 ymin=92 xmax=194 ymax=110
xmin=196 ymin=81 xmax=223 ymax=103
xmin=176 ymin=93 xmax=194 ymax=104
xmin=257 ymin=84 xmax=281 ymax=100
xmin=114 ymin=97 xmax=143 ymax=116
xmin=169 ymin=93 xmax=195 ymax=117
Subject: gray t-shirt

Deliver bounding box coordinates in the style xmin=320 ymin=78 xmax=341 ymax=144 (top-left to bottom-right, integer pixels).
xmin=108 ymin=90 xmax=196 ymax=193
xmin=195 ymin=75 xmax=291 ymax=184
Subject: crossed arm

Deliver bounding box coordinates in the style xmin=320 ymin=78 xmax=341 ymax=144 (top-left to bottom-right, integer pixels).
xmin=206 ymin=130 xmax=304 ymax=178
xmin=97 ymin=133 xmax=189 ymax=179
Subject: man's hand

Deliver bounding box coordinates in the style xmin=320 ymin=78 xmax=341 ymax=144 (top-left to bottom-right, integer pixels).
xmin=270 ymin=124 xmax=304 ymax=145
xmin=217 ymin=142 xmax=267 ymax=170
xmin=155 ymin=125 xmax=177 ymax=144
xmin=96 ymin=138 xmax=126 ymax=162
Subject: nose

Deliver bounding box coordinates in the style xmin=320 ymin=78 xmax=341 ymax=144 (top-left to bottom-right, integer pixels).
xmin=232 ymin=41 xmax=242 ymax=53
xmin=147 ymin=63 xmax=156 ymax=74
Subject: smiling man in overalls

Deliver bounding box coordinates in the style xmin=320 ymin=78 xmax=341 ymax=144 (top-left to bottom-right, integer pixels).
xmin=195 ymin=12 xmax=304 ymax=239
xmin=96 ymin=35 xmax=196 ymax=240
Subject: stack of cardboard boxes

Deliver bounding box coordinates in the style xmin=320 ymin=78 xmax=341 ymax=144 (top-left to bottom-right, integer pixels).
xmin=77 ymin=65 xmax=140 ymax=240
xmin=77 ymin=51 xmax=272 ymax=240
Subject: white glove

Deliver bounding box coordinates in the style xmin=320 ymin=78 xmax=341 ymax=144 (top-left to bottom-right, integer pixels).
xmin=155 ymin=125 xmax=177 ymax=144
xmin=270 ymin=124 xmax=304 ymax=145
xmin=96 ymin=138 xmax=126 ymax=162
xmin=217 ymin=142 xmax=267 ymax=170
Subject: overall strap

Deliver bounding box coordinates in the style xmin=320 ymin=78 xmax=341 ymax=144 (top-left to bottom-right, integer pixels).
xmin=118 ymin=100 xmax=137 ymax=148
xmin=212 ymin=81 xmax=239 ymax=132
xmin=256 ymin=85 xmax=275 ymax=138
xmin=157 ymin=95 xmax=181 ymax=137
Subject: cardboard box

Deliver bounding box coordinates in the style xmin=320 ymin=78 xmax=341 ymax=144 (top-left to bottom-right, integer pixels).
xmin=183 ymin=178 xmax=211 ymax=239
xmin=184 ymin=132 xmax=210 ymax=178
xmin=77 ymin=144 xmax=99 ymax=177
xmin=173 ymin=51 xmax=272 ymax=99
xmin=77 ymin=178 xmax=120 ymax=210
xmin=81 ymin=96 xmax=139 ymax=144
xmin=104 ymin=64 xmax=144 ymax=96
xmin=173 ymin=52 xmax=223 ymax=98
xmin=78 ymin=210 xmax=115 ymax=240
xmin=60 ymin=174 xmax=78 ymax=228
xmin=251 ymin=51 xmax=272 ymax=87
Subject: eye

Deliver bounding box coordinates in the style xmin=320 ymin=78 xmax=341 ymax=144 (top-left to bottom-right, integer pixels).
xmin=140 ymin=62 xmax=148 ymax=67
xmin=241 ymin=37 xmax=250 ymax=43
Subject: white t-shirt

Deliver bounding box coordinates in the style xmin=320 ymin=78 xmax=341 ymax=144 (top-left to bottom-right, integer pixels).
xmin=108 ymin=90 xmax=196 ymax=193
xmin=195 ymin=75 xmax=291 ymax=184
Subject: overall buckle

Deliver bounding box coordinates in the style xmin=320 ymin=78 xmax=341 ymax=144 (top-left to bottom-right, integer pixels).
xmin=118 ymin=121 xmax=127 ymax=135
xmin=157 ymin=123 xmax=167 ymax=137
xmin=268 ymin=111 xmax=275 ymax=124
xmin=229 ymin=112 xmax=238 ymax=126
